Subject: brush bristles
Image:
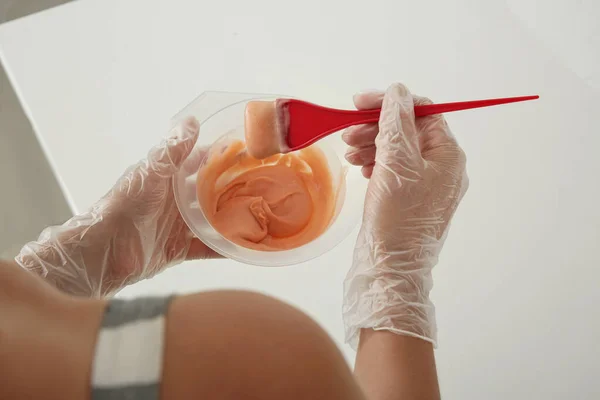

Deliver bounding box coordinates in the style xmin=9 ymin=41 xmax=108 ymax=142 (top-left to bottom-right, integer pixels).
xmin=274 ymin=99 xmax=291 ymax=154
xmin=244 ymin=101 xmax=282 ymax=159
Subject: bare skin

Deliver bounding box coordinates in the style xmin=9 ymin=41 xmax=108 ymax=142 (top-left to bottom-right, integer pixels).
xmin=162 ymin=290 xmax=365 ymax=400
xmin=1 ymin=256 xmax=441 ymax=400
xmin=355 ymin=330 xmax=440 ymax=400
xmin=0 ymin=260 xmax=104 ymax=400
xmin=0 ymin=259 xmax=366 ymax=400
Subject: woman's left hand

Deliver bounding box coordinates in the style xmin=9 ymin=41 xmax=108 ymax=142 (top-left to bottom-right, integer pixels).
xmin=16 ymin=117 xmax=220 ymax=297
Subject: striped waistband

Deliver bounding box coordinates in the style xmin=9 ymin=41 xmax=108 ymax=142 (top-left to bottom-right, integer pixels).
xmin=91 ymin=296 xmax=174 ymax=400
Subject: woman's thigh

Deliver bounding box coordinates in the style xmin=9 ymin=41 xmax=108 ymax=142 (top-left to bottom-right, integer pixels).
xmin=162 ymin=290 xmax=365 ymax=400
xmin=1 ymin=268 xmax=365 ymax=400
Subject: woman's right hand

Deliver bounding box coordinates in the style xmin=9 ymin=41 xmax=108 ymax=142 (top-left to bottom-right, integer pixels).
xmin=15 ymin=118 xmax=219 ymax=298
xmin=342 ymin=83 xmax=469 ymax=349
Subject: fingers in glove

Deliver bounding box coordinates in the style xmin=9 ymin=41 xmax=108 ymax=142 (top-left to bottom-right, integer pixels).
xmin=147 ymin=117 xmax=200 ymax=177
xmin=343 ymin=91 xmax=383 ymax=173
xmin=344 ymin=90 xmax=383 ymax=146
xmin=113 ymin=117 xmax=200 ymax=203
xmin=345 ymin=145 xmax=376 ymax=166
xmin=183 ymin=144 xmax=211 ymax=174
xmin=375 ymin=83 xmax=424 ymax=167
xmin=353 ymin=90 xmax=384 ymax=110
xmin=349 ymin=89 xmax=454 ymax=157
xmin=186 ymin=238 xmax=223 ymax=260
xmin=411 ymin=95 xmax=459 ymax=161
xmin=342 ymin=124 xmax=379 ymax=147
xmin=361 ymin=164 xmax=374 ymax=178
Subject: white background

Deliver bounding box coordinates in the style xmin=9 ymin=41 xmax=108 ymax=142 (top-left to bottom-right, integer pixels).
xmin=1 ymin=0 xmax=599 ymax=398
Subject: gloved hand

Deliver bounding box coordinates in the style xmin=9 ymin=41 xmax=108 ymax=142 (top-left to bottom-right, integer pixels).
xmin=15 ymin=117 xmax=219 ymax=297
xmin=342 ymin=83 xmax=469 ymax=349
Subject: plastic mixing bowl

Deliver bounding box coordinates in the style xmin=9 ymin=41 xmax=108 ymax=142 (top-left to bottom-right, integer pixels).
xmin=172 ymin=91 xmax=366 ymax=267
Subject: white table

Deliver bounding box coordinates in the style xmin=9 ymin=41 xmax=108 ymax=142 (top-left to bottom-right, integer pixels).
xmin=1 ymin=0 xmax=599 ymax=398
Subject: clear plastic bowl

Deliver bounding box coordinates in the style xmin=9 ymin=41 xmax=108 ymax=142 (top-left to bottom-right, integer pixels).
xmin=172 ymin=91 xmax=366 ymax=267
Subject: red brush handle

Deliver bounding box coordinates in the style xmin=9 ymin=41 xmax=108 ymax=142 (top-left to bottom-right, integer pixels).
xmin=283 ymin=95 xmax=539 ymax=151
xmin=413 ymin=95 xmax=539 ymax=117
xmin=347 ymin=95 xmax=540 ymax=121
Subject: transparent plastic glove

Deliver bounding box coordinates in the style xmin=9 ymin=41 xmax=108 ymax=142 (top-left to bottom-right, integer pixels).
xmin=342 ymin=83 xmax=469 ymax=349
xmin=15 ymin=117 xmax=218 ymax=297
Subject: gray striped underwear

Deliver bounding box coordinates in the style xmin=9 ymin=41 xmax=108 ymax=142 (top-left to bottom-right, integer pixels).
xmin=91 ymin=296 xmax=174 ymax=400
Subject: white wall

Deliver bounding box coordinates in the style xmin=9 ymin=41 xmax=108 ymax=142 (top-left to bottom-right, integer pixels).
xmin=0 ymin=0 xmax=599 ymax=398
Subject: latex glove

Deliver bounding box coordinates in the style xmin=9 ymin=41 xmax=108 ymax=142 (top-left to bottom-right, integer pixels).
xmin=342 ymin=83 xmax=469 ymax=349
xmin=15 ymin=117 xmax=218 ymax=297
